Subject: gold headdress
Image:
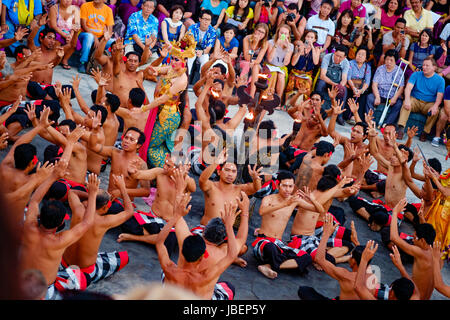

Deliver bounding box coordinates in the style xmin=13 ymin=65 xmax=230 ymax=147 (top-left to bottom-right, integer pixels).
xmin=169 ymin=32 xmax=197 ymax=60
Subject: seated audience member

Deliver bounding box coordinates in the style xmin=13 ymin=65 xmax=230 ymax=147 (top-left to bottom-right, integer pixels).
xmin=306 ymin=0 xmax=335 ymax=53
xmin=403 ymin=0 xmax=434 ymax=43
xmin=397 ymin=57 xmax=445 ymax=142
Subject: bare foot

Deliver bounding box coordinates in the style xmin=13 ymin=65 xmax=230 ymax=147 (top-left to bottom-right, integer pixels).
xmin=312 ymin=262 xmax=323 ymax=271
xmin=117 ymin=233 xmax=134 ymax=243
xmin=233 ymin=257 xmax=247 ymax=268
xmin=350 ymin=221 xmax=360 ymax=246
xmin=258 ymin=264 xmax=278 ymax=279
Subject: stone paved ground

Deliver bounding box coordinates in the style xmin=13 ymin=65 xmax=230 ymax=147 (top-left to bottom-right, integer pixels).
xmin=2 ymin=61 xmax=449 ymax=300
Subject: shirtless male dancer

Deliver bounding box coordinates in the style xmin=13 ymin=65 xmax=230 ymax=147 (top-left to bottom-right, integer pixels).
xmin=167 ymin=172 xmax=250 ymax=297
xmin=0 ymin=107 xmax=66 ymax=218
xmin=111 ymin=38 xmax=145 ymax=107
xmin=156 ymin=194 xmax=240 ymax=300
xmin=295 ymin=140 xmax=335 ymax=190
xmin=20 ymin=162 xmax=98 ymax=300
xmin=348 ymin=121 xmax=413 ymax=231
xmin=89 ymin=126 xmax=150 ymax=200
xmin=26 ymin=20 xmax=75 ymax=101
xmin=354 ymin=240 xmax=420 ymax=300
xmin=116 ymin=156 xmax=196 ymax=249
xmin=253 ymin=171 xmax=327 ymax=279
xmin=390 ymin=198 xmax=436 ymax=300
xmin=62 ymin=174 xmax=133 ymax=285
xmin=298 ymin=214 xmax=378 ymax=300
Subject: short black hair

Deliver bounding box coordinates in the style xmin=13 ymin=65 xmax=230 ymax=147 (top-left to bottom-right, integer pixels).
xmin=395 ymin=17 xmax=407 ymax=25
xmin=90 ymin=105 xmax=108 ymax=125
xmin=14 ymin=44 xmax=30 ymax=59
xmin=277 ymin=170 xmax=295 ymax=183
xmin=14 ymin=143 xmax=37 ymax=170
xmin=125 ymin=51 xmax=142 ymax=62
xmin=222 ymin=23 xmax=237 ymax=36
xmin=59 ymin=119 xmax=77 ymax=131
xmin=428 ymin=158 xmax=442 ymax=174
xmin=200 ymin=9 xmax=213 ymax=19
xmin=323 ymin=164 xmax=341 ymax=179
xmin=125 ymin=126 xmax=146 ymax=146
xmin=321 ymin=0 xmax=334 ymax=9
xmin=209 ymin=99 xmax=227 ymax=121
xmin=369 ymin=209 xmax=389 ymax=227
xmin=385 ymin=49 xmax=398 ymax=61
xmin=129 ymin=88 xmax=146 ymax=108
xmin=384 ymin=123 xmax=398 ymax=131
xmin=391 ymin=277 xmax=415 ymax=300
xmin=415 ymin=223 xmax=436 ymax=245
xmin=38 ymin=27 xmax=57 ymax=44
xmin=317 ymin=175 xmax=338 ymax=191
xmin=398 ymin=144 xmax=413 ymax=162
xmin=105 ymin=93 xmax=121 ymax=113
xmin=204 ymin=218 xmax=227 ymax=245
xmin=214 ymin=63 xmax=227 ymax=75
xmin=310 ymin=91 xmax=323 ymax=101
xmin=351 ymin=245 xmax=367 ymax=266
xmin=354 ymin=121 xmax=368 ymax=136
xmin=315 ymin=140 xmax=335 ymax=156
xmin=334 ymin=44 xmax=348 ymax=56
xmin=287 ymin=3 xmax=298 ymax=10
xmin=96 ymin=190 xmax=111 ymax=210
xmin=39 ymin=200 xmax=66 ymax=229
xmin=43 ymin=144 xmax=63 ymax=164
xmin=182 ymin=235 xmax=206 ymax=262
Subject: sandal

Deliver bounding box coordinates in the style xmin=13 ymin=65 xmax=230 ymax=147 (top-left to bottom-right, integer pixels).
xmin=61 ymin=63 xmax=71 ymax=70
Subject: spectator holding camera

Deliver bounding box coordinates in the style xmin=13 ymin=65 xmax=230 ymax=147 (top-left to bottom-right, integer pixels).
xmin=254 ymin=0 xmax=279 ymax=29
xmin=276 ymin=3 xmax=306 ymax=41
xmin=331 ymin=9 xmax=355 ymax=53
xmin=379 ymin=18 xmax=409 ymax=65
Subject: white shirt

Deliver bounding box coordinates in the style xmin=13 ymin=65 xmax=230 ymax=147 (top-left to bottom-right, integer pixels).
xmin=306 ymin=14 xmax=335 ymax=46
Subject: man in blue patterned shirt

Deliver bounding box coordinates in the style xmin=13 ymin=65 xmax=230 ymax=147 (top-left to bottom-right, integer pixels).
xmin=124 ymin=0 xmax=159 ymax=63
xmin=186 ymin=9 xmax=217 ymax=77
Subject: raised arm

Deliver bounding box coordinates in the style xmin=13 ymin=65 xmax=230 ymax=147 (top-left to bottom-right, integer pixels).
xmin=102 ymin=174 xmax=135 ymax=227
xmin=432 ymin=241 xmax=450 ymax=298
xmin=354 ymin=240 xmax=378 ymax=300
xmin=199 ymin=148 xmax=227 ymax=193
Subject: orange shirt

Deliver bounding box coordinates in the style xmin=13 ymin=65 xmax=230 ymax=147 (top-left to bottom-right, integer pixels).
xmin=80 ymin=2 xmax=114 ymax=38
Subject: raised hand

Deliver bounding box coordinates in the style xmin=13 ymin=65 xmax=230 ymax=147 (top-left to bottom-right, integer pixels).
xmin=87 ymin=172 xmax=100 ymax=194
xmin=331 ymin=99 xmax=345 ymax=116
xmin=112 ymin=174 xmax=127 ymax=191
xmin=222 ymin=201 xmax=238 ymax=228
xmin=91 ymin=110 xmax=103 ymax=129
xmin=327 ymin=85 xmax=339 ymax=101
xmin=407 ymin=126 xmax=418 ymax=139
xmin=127 ymin=159 xmax=141 ymax=177
xmin=14 ymin=26 xmax=29 ymax=41
xmin=54 ymin=158 xmax=69 ymax=179
xmin=72 ymin=74 xmax=81 ymax=90
xmin=60 ymin=87 xmax=73 ymax=106
xmin=67 ymin=125 xmax=86 ymax=144
xmin=338 ymin=176 xmax=353 ymax=187
xmin=367 ymin=119 xmax=377 ymax=137
xmin=38 ymin=106 xmax=54 ymax=128
xmin=0 ymin=132 xmax=8 ymax=150
xmin=248 ymin=164 xmax=263 ymax=181
xmin=412 ymin=147 xmax=422 ymax=162
xmin=236 ymin=191 xmax=250 ymax=213
xmin=90 ymin=67 xmax=102 ymax=84
xmin=38 ymin=13 xmax=48 ymax=27
xmin=24 ymin=102 xmax=36 ymax=122
xmin=347 ymin=98 xmax=359 ymax=115
xmin=216 ymin=148 xmax=228 ymax=165
xmin=170 ymin=168 xmax=188 ymax=193
xmin=393 ymin=198 xmax=407 ymax=216
xmin=389 ymin=244 xmax=403 ymax=269
xmin=174 ymin=192 xmax=192 ymax=217
xmin=35 ymin=161 xmax=55 ymax=180
xmin=364 ymin=109 xmax=374 ymax=125
xmin=362 ymin=240 xmax=378 ymax=261
xmin=432 ymin=241 xmax=443 ymax=261
xmin=56 ymin=46 xmax=65 ymax=59
xmin=323 ymin=212 xmax=338 ymax=237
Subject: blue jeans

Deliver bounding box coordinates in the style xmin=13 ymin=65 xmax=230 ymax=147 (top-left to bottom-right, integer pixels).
xmin=78 ymin=32 xmax=113 ymax=64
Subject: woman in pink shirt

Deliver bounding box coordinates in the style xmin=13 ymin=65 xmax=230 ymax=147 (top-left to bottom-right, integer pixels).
xmin=378 ymin=0 xmax=403 ymax=35
xmin=338 ymin=0 xmax=366 ymax=28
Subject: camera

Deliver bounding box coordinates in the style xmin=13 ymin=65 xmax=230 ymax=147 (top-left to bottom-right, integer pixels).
xmin=286 ymin=13 xmax=296 ymax=22
xmin=364 ymin=25 xmax=370 ymax=31
xmin=263 ymin=0 xmax=271 ymax=6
